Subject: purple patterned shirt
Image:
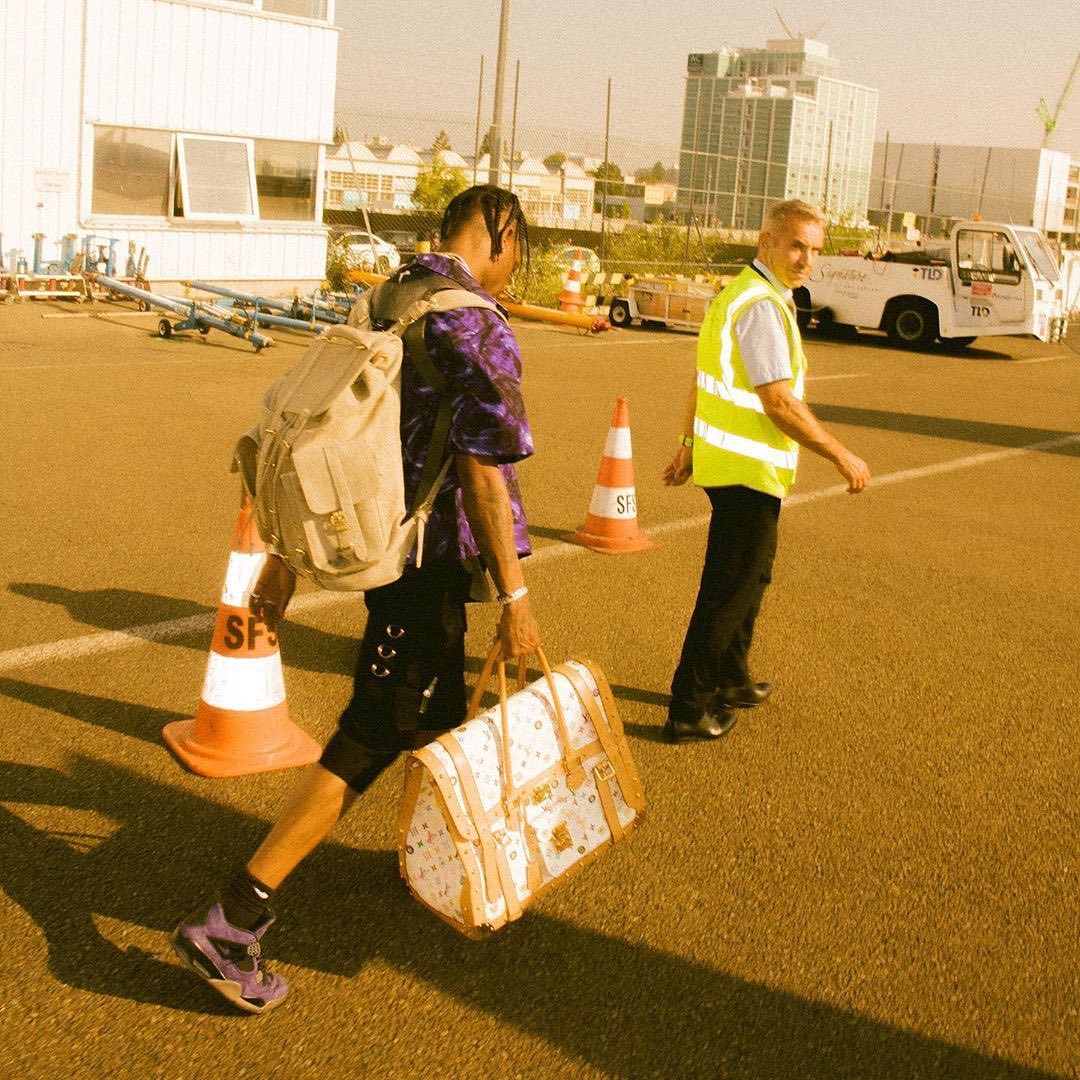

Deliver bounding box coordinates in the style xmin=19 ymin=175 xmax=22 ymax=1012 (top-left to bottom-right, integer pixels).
xmin=398 ymin=253 xmax=533 ymax=563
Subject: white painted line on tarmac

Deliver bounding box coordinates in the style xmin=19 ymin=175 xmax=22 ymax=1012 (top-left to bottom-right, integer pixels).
xmin=1006 ymin=354 xmax=1068 ymax=365
xmin=2 ymin=430 xmax=1078 ymax=674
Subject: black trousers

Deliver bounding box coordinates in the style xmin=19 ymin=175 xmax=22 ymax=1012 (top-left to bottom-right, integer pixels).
xmin=320 ymin=560 xmax=472 ymax=792
xmin=669 ymin=485 xmax=781 ymax=721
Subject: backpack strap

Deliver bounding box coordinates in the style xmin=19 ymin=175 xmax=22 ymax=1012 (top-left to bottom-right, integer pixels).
xmin=361 ymin=270 xmax=505 ymax=515
xmin=395 ymin=288 xmax=503 ymax=512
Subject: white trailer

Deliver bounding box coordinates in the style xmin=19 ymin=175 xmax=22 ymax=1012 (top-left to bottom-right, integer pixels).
xmin=607 ymin=277 xmax=722 ymax=331
xmin=795 ymin=222 xmax=1069 ymax=349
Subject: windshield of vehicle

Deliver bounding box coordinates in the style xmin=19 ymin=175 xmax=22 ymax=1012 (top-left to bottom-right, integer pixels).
xmin=1014 ymin=229 xmax=1060 ymax=283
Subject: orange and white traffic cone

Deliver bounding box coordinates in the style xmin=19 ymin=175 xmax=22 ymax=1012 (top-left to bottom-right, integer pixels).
xmin=557 ymin=250 xmax=586 ymax=314
xmin=163 ymin=500 xmax=322 ymax=777
xmin=565 ymin=396 xmax=653 ymax=554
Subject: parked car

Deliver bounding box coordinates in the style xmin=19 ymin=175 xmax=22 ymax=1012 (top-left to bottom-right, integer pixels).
xmin=336 ymin=231 xmax=401 ymax=274
xmin=554 ymin=246 xmax=601 ymax=275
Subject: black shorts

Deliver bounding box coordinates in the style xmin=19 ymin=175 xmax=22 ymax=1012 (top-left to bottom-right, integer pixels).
xmin=320 ymin=560 xmax=472 ymax=790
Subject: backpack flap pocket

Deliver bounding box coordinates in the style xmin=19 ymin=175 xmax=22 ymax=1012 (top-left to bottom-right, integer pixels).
xmin=291 ymin=443 xmax=389 ymax=570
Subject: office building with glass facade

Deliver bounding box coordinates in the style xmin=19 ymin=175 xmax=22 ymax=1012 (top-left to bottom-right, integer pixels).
xmin=678 ymin=39 xmax=878 ymax=230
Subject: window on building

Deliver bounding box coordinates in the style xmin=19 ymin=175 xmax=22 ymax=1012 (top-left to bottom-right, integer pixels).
xmin=175 ymin=135 xmax=258 ymax=221
xmin=255 ymin=139 xmax=318 ymax=220
xmin=263 ymin=0 xmax=327 ymax=17
xmin=91 ymin=127 xmax=172 ymax=216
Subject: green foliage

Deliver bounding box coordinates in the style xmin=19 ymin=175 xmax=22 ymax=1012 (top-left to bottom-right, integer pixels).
xmin=543 ymin=151 xmax=567 ymax=171
xmin=324 ymin=239 xmax=350 ymax=292
xmin=413 ymin=155 xmax=469 ymax=213
xmin=590 ymin=160 xmax=624 ymax=194
xmin=634 ymin=161 xmax=667 ymax=184
xmin=823 ymin=223 xmax=875 ymax=255
xmin=433 ymin=130 xmax=452 ymax=153
xmin=507 ymin=246 xmax=567 ymax=309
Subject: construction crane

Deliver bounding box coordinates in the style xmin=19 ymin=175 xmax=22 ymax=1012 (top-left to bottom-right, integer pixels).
xmin=773 ymin=8 xmax=825 ymax=40
xmin=1037 ymin=49 xmax=1080 ymax=148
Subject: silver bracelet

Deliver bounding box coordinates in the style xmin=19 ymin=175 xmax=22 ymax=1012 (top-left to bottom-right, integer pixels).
xmin=497 ymin=585 xmax=528 ymax=605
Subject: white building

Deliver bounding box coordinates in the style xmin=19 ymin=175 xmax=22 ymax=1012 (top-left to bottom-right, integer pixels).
xmin=679 ymin=38 xmax=879 ymax=230
xmin=324 ymin=144 xmax=595 ymax=226
xmin=869 ymin=142 xmax=1078 ymax=243
xmin=1 ymin=0 xmax=338 ymax=288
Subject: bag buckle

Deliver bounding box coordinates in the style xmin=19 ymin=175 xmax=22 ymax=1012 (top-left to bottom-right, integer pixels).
xmin=593 ymin=761 xmax=616 ymax=784
xmin=326 ymin=511 xmax=349 ymax=535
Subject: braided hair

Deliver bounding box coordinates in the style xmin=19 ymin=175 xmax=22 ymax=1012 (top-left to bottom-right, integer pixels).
xmin=440 ymin=185 xmax=530 ymax=275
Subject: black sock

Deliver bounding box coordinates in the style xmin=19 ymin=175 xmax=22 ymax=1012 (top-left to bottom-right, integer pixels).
xmin=220 ymin=867 xmax=275 ymax=930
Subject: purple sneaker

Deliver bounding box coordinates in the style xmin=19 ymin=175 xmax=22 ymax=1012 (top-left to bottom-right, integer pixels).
xmin=171 ymin=902 xmax=288 ymax=1014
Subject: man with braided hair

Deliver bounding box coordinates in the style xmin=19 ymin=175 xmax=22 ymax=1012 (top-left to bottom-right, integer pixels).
xmin=172 ymin=185 xmax=539 ymax=1012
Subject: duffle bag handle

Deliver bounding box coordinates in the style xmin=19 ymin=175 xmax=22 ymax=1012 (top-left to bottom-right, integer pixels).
xmin=466 ymin=642 xmax=586 ymax=811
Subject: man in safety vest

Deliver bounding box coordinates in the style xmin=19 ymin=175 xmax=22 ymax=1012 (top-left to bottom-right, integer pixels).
xmin=661 ymin=199 xmax=870 ymax=743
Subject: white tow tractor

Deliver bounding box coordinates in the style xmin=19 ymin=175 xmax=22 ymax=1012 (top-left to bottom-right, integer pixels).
xmin=795 ymin=221 xmax=1069 ymax=349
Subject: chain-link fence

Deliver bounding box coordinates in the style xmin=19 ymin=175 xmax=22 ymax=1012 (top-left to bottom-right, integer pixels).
xmin=323 ymin=102 xmax=1078 ymax=302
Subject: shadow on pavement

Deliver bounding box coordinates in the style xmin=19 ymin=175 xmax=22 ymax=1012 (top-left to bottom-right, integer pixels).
xmin=0 ymin=755 xmax=1062 ymax=1078
xmin=811 ymin=405 xmax=1080 ymax=455
xmin=807 ymin=327 xmax=1015 ymax=360
xmin=7 ymin=582 xmax=361 ymax=677
xmin=0 ymin=677 xmax=190 ymax=746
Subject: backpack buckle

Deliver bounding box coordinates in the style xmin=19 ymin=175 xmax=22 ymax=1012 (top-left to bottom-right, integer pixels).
xmin=326 ymin=511 xmax=349 ymax=534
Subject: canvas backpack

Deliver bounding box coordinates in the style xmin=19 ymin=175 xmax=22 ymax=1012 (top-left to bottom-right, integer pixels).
xmin=233 ymin=267 xmax=501 ymax=591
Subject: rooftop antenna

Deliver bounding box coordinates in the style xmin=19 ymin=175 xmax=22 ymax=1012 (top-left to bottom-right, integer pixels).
xmin=1037 ymin=49 xmax=1080 ymax=148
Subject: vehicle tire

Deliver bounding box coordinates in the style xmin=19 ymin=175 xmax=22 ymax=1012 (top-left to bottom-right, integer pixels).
xmin=608 ymin=299 xmax=632 ymax=327
xmin=198 ymin=325 xmax=211 ymax=336
xmin=885 ymin=300 xmax=938 ymax=350
xmin=157 ymin=319 xmax=172 ymax=338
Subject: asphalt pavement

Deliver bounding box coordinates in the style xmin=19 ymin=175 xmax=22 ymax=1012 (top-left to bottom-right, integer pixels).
xmin=0 ymin=297 xmax=1077 ymax=1079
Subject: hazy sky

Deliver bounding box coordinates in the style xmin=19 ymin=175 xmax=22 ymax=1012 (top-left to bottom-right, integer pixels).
xmin=336 ymin=0 xmax=1080 ymax=166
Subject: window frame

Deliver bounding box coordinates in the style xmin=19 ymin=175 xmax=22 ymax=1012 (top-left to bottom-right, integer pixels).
xmin=175 ymin=133 xmax=260 ymax=223
xmin=954 ymin=229 xmax=1023 ymax=287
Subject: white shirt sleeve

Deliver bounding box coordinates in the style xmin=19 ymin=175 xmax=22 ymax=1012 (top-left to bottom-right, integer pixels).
xmin=733 ymin=299 xmax=793 ymax=387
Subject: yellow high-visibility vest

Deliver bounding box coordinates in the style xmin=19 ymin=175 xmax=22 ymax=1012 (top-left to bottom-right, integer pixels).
xmin=692 ymin=267 xmax=807 ymax=498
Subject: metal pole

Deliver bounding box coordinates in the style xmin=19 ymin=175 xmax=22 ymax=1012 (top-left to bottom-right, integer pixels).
xmin=508 ymin=59 xmax=521 ymax=194
xmin=599 ymin=77 xmax=612 ymax=264
xmin=823 ymin=120 xmax=834 ymax=218
xmin=685 ymin=73 xmax=702 ymax=266
xmin=977 ymin=145 xmax=992 ymax=217
xmin=472 ymin=55 xmax=485 ymax=186
xmin=928 ymin=143 xmax=940 ymax=235
xmin=487 ymin=0 xmax=511 ymax=186
xmin=879 ymin=130 xmax=889 ymax=208
xmin=889 ymin=142 xmax=905 ymax=245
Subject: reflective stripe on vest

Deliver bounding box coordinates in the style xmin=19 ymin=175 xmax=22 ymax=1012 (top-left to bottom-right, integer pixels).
xmin=693 ymin=267 xmax=806 ymax=498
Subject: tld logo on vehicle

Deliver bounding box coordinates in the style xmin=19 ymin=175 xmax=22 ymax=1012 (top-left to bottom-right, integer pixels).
xmin=911 ymin=267 xmax=943 ymax=280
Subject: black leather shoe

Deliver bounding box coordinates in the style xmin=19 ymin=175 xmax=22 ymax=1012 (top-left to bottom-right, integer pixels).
xmin=717 ymin=681 xmax=773 ymax=709
xmin=664 ymin=705 xmax=738 ymax=743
